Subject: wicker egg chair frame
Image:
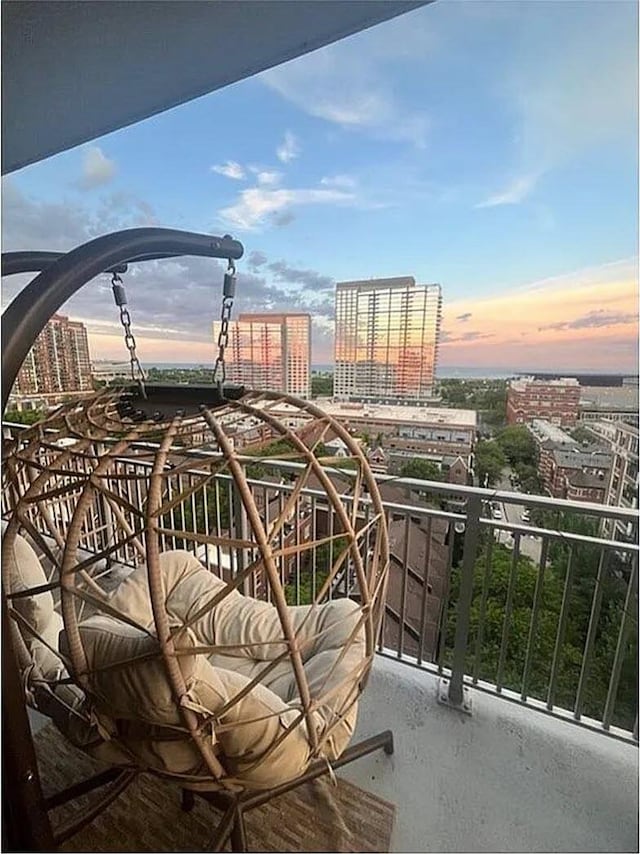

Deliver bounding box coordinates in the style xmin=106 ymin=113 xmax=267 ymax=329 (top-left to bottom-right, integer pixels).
xmin=2 ymin=233 xmax=394 ymax=852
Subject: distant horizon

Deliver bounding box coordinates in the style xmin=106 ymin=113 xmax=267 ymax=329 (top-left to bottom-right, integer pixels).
xmin=99 ymin=359 xmax=639 ymax=379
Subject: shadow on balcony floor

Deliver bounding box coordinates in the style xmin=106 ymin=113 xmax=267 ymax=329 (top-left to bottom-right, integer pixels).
xmin=339 ymin=655 xmax=639 ymax=854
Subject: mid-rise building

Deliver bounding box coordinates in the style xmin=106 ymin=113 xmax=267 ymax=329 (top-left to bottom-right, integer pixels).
xmin=253 ymin=398 xmax=476 ymax=480
xmin=334 ymin=276 xmax=442 ymax=403
xmin=506 ymin=377 xmax=581 ymax=426
xmin=216 ymin=313 xmax=311 ymax=398
xmin=588 ymin=420 xmax=639 ymax=542
xmin=578 ymin=386 xmax=639 ymax=427
xmin=13 ymin=314 xmax=92 ymax=397
xmin=91 ymin=361 xmax=131 ymax=384
xmin=529 ymin=419 xmax=612 ymax=502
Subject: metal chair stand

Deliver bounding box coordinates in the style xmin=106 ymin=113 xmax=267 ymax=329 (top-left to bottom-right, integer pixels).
xmin=183 ymin=729 xmax=394 ymax=852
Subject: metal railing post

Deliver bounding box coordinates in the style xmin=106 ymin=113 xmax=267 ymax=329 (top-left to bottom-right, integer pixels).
xmin=440 ymin=493 xmax=482 ymax=713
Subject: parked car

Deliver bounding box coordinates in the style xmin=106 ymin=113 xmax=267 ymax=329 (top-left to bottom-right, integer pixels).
xmin=492 ymin=506 xmax=503 ymax=520
xmin=522 ymin=508 xmax=531 ymax=523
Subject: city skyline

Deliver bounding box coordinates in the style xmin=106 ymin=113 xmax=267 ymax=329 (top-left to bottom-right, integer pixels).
xmin=1 ymin=1 xmax=637 ymax=372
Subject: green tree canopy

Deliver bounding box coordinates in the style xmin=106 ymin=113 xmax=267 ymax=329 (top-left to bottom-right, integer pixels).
xmin=445 ymin=540 xmax=637 ymax=730
xmin=4 ymin=408 xmax=45 ymax=425
xmin=400 ymin=459 xmax=443 ymax=482
xmin=475 ymin=440 xmax=506 ymax=486
xmin=571 ymin=425 xmax=595 ymax=445
xmin=311 ymin=375 xmax=333 ymax=397
xmin=496 ymin=425 xmax=537 ymax=468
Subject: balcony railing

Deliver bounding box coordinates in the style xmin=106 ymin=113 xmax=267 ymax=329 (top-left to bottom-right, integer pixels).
xmin=3 ymin=420 xmax=638 ymax=744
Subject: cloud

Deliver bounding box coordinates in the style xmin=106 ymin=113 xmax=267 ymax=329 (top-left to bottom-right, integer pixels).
xmin=538 ymin=309 xmax=638 ymax=332
xmin=476 ymin=173 xmax=540 ymax=208
xmin=276 ymin=132 xmax=300 ymax=163
xmin=247 ymin=250 xmax=268 ymax=271
xmin=211 ymin=160 xmax=246 ymax=180
xmin=254 ymin=170 xmax=282 ymax=186
xmin=262 ymin=17 xmax=431 ymax=148
xmin=439 ymin=257 xmax=638 ymax=371
xmin=218 ymin=186 xmax=354 ymax=230
xmin=1 ymin=179 xmax=155 ymax=252
xmin=76 ymin=146 xmax=117 ymax=190
xmin=481 ymin=4 xmax=638 ymax=202
xmin=271 ymin=210 xmax=295 ymax=227
xmin=267 ymin=260 xmax=333 ymax=292
xmin=1 ymin=182 xmax=337 ymax=363
xmin=456 ymin=312 xmax=472 ymax=323
xmin=320 ymin=175 xmax=357 ymax=190
xmin=441 ymin=331 xmax=495 ymax=345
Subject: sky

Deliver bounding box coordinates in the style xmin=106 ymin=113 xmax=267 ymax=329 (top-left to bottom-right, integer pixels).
xmin=1 ymin=0 xmax=638 ymax=373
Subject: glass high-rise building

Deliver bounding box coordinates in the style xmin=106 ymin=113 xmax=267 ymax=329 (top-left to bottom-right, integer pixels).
xmin=216 ymin=313 xmax=311 ymax=397
xmin=334 ymin=277 xmax=442 ymax=403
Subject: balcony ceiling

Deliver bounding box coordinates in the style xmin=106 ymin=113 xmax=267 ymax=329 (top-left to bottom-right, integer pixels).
xmin=2 ymin=0 xmax=428 ymax=174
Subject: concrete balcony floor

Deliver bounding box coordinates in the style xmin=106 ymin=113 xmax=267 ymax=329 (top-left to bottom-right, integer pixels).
xmin=340 ymin=655 xmax=638 ymax=853
xmin=27 ymin=655 xmax=637 ymax=853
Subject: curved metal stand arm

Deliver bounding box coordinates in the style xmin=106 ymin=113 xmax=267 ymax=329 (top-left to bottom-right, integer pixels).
xmin=1 ymin=227 xmax=243 ymax=411
xmin=1 ymin=249 xmax=221 ymax=278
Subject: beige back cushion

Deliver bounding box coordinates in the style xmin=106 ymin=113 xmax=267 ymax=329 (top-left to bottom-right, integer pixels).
xmin=70 ymin=612 xmax=312 ymax=788
xmin=109 ymin=550 xmax=365 ymax=664
xmin=3 ymin=531 xmax=55 ymax=635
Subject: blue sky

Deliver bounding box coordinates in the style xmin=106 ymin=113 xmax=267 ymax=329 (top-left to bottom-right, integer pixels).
xmin=2 ymin=0 xmax=638 ymax=370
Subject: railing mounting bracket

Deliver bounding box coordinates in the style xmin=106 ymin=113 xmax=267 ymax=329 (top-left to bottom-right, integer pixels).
xmin=437 ymin=678 xmax=472 ymax=715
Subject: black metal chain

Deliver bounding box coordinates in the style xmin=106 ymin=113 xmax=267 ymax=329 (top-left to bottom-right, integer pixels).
xmin=213 ymin=258 xmax=237 ymax=395
xmin=111 ymin=272 xmax=147 ymax=399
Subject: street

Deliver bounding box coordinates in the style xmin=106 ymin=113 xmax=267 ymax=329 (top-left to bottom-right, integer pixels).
xmin=491 ymin=468 xmax=543 ymax=565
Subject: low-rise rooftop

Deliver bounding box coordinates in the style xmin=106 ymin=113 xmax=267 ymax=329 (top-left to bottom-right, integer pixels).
xmin=553 ymin=446 xmax=612 ymax=469
xmin=580 ymin=385 xmax=640 ymax=411
xmin=529 ymin=419 xmax=576 ymax=445
xmin=317 ymin=400 xmax=478 ymax=427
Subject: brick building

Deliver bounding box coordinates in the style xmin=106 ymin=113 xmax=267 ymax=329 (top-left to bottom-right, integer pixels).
xmin=299 ymin=400 xmax=476 ymax=478
xmin=529 ymin=419 xmax=611 ymax=501
xmin=13 ymin=314 xmax=92 ymax=397
xmin=541 ymin=445 xmax=611 ymax=500
xmin=506 ymin=377 xmax=581 ymax=427
xmin=564 ymin=469 xmax=609 ymax=504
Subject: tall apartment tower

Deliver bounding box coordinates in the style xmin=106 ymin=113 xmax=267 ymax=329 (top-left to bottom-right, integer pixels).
xmin=216 ymin=313 xmax=311 ymax=397
xmin=334 ymin=277 xmax=442 ymax=403
xmin=14 ymin=314 xmax=92 ymax=395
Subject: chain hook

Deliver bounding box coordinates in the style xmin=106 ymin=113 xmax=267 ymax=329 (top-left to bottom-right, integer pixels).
xmin=111 ymin=271 xmax=147 ymax=400
xmin=213 ymin=257 xmax=237 ymax=398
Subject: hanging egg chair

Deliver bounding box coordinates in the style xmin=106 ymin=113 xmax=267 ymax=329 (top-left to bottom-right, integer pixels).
xmin=1 ymin=228 xmax=393 ymax=851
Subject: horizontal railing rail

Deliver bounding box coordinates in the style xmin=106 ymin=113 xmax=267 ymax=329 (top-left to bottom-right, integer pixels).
xmin=2 ymin=419 xmax=638 ymax=743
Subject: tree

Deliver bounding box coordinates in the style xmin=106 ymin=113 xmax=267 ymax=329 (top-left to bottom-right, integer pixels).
xmin=285 ymin=537 xmax=348 ymax=605
xmin=4 ymin=408 xmax=45 ymax=425
xmin=400 ymin=459 xmax=443 ymax=482
xmin=311 ymin=375 xmax=333 ymax=397
xmin=474 ymin=440 xmax=506 ymax=486
xmin=571 ymin=425 xmax=594 ymax=445
xmin=513 ymin=462 xmax=544 ymax=494
xmin=444 ymin=536 xmax=637 ymax=731
xmin=437 ymin=379 xmax=507 ymax=428
xmin=496 ymin=425 xmax=537 ymax=468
